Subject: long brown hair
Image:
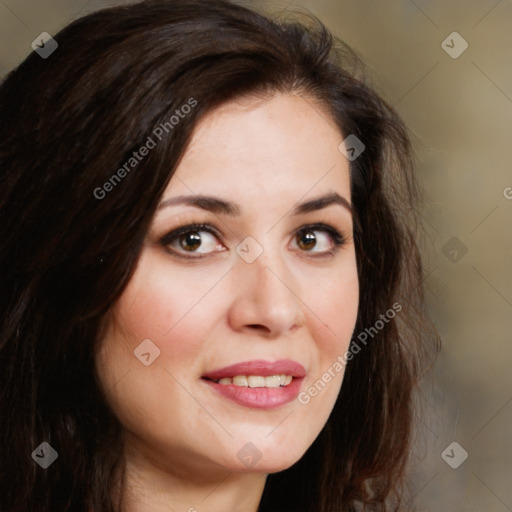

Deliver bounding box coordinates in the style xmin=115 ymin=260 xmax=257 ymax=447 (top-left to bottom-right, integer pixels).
xmin=0 ymin=1 xmax=439 ymax=510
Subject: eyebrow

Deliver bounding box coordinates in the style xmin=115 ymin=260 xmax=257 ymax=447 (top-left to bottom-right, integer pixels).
xmin=157 ymin=195 xmax=240 ymax=215
xmin=292 ymin=192 xmax=352 ymax=215
xmin=156 ymin=191 xmax=352 ymax=216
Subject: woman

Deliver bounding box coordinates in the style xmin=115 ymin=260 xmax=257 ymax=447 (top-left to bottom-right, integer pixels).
xmin=0 ymin=1 xmax=439 ymax=511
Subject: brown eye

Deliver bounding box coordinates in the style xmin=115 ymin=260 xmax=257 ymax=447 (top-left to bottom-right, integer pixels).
xmin=161 ymin=224 xmax=226 ymax=258
xmin=179 ymin=232 xmax=202 ymax=251
xmin=297 ymin=231 xmax=317 ymax=250
xmin=291 ymin=224 xmax=345 ymax=256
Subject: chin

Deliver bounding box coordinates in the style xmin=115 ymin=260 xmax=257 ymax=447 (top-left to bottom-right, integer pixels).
xmin=223 ymin=444 xmax=309 ymax=474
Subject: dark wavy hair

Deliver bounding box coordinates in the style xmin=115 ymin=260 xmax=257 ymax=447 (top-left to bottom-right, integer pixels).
xmin=0 ymin=1 xmax=439 ymax=511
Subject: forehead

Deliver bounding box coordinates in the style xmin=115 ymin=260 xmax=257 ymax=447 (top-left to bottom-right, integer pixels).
xmin=166 ymin=92 xmax=351 ymax=206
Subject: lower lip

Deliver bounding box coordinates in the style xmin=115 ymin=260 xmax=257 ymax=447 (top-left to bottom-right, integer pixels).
xmin=202 ymin=378 xmax=303 ymax=410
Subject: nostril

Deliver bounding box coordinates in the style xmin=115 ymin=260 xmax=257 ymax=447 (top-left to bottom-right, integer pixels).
xmin=247 ymin=324 xmax=271 ymax=332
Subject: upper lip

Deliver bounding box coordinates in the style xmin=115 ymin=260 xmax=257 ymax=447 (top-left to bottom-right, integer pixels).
xmin=202 ymin=359 xmax=306 ymax=381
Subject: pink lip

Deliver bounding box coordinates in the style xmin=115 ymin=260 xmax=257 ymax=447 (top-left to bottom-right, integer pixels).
xmin=201 ymin=359 xmax=306 ymax=410
xmin=202 ymin=359 xmax=306 ymax=380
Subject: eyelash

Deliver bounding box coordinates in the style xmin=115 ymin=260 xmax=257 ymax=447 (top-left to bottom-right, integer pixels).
xmin=159 ymin=222 xmax=346 ymax=260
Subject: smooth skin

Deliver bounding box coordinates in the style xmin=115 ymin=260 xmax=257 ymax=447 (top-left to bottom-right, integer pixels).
xmin=95 ymin=92 xmax=359 ymax=512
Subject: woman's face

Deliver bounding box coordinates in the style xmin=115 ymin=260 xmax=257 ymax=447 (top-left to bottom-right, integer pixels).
xmin=95 ymin=92 xmax=359 ymax=478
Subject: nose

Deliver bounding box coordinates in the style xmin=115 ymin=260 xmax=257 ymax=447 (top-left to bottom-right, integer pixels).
xmin=226 ymin=248 xmax=305 ymax=338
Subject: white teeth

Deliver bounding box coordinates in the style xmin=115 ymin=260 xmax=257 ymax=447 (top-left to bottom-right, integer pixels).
xmin=248 ymin=376 xmax=266 ymax=388
xmin=232 ymin=375 xmax=248 ymax=387
xmin=215 ymin=375 xmax=294 ymax=387
xmin=265 ymin=375 xmax=281 ymax=388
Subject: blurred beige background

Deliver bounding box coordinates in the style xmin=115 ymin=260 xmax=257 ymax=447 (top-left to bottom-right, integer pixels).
xmin=1 ymin=0 xmax=511 ymax=510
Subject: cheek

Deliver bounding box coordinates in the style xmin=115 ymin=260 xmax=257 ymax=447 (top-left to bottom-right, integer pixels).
xmin=107 ymin=258 xmax=225 ymax=360
xmin=94 ymin=261 xmax=217 ymax=431
xmin=298 ymin=259 xmax=359 ymax=408
xmin=306 ymin=259 xmax=359 ymax=354
xmin=111 ymin=283 xmax=197 ymax=355
xmin=320 ymin=281 xmax=358 ymax=337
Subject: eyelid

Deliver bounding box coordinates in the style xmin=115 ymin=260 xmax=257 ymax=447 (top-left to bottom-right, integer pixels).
xmin=292 ymin=222 xmax=346 ymax=255
xmin=294 ymin=222 xmax=344 ymax=240
xmin=159 ymin=222 xmax=223 ymax=247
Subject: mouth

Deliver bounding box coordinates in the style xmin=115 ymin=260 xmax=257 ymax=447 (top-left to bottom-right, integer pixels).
xmin=205 ymin=374 xmax=294 ymax=387
xmin=201 ymin=359 xmax=306 ymax=410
